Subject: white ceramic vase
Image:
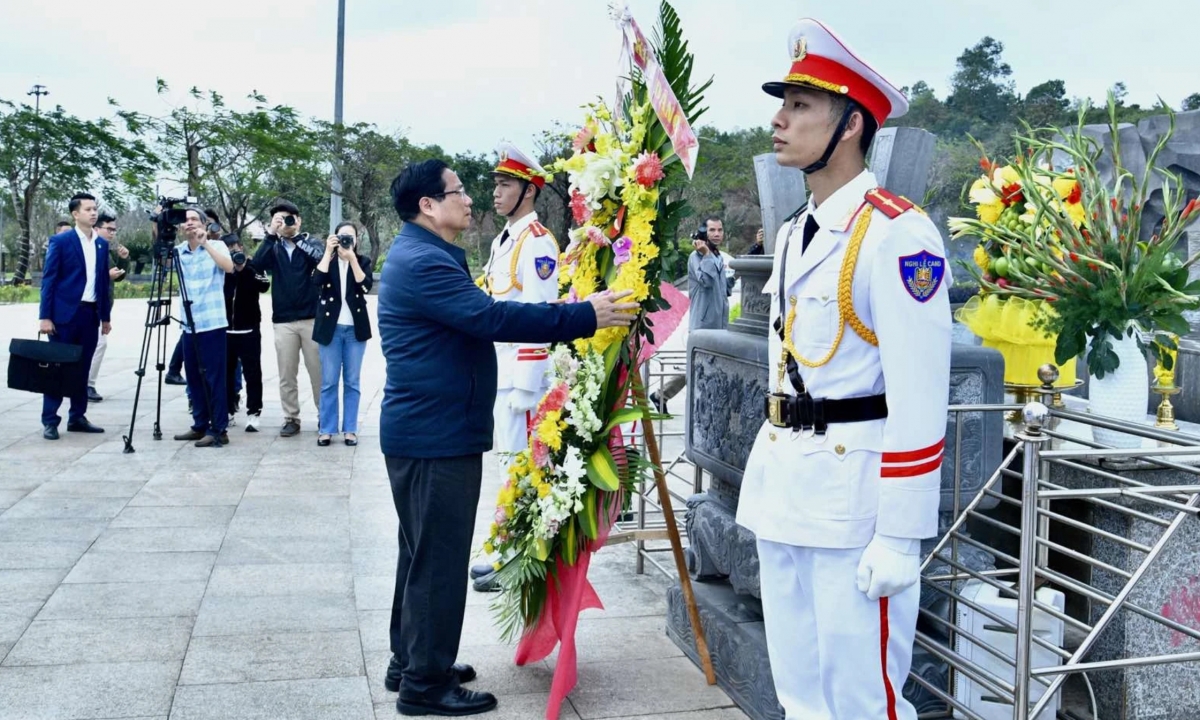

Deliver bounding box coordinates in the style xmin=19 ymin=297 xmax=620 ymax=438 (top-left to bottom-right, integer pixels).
xmin=1089 ymin=330 xmax=1149 ymax=449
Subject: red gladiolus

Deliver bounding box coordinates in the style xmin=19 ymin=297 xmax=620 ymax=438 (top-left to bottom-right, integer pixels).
xmin=1066 ymin=183 xmax=1082 ymax=204
xmin=1070 ymin=252 xmax=1079 ymax=262
xmin=980 ymin=157 xmax=997 ymax=175
xmin=1001 ymin=183 xmax=1024 ymax=206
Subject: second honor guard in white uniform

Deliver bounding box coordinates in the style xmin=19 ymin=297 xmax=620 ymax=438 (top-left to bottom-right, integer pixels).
xmin=481 ymin=143 xmax=560 ymax=464
xmin=736 ymin=19 xmax=952 ymax=720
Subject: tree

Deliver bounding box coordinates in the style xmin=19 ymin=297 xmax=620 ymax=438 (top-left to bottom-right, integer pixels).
xmin=946 ymin=37 xmax=1018 ymax=130
xmin=320 ymin=122 xmax=433 ymax=265
xmin=898 ymin=81 xmax=948 ymax=134
xmin=1021 ymin=79 xmax=1069 ymax=128
xmin=0 ymin=98 xmax=157 ymax=283
xmin=150 ymin=82 xmax=322 ymax=234
xmin=1183 ymin=93 xmax=1200 ymax=112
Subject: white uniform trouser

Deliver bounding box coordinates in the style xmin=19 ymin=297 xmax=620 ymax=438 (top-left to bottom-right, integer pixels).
xmin=493 ymin=389 xmax=534 ymax=470
xmin=89 ymin=327 xmax=107 ymax=388
xmin=757 ymin=538 xmax=919 ymax=720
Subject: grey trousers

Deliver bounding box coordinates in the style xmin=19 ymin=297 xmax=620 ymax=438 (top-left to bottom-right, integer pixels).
xmin=386 ymin=453 xmax=482 ymax=694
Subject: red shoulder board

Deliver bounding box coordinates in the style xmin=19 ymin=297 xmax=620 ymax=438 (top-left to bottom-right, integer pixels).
xmin=528 ymin=221 xmax=549 ymax=237
xmin=864 ymin=187 xmax=915 ymax=219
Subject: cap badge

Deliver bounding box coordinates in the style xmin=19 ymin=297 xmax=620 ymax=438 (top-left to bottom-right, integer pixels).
xmin=792 ymin=37 xmax=808 ymax=62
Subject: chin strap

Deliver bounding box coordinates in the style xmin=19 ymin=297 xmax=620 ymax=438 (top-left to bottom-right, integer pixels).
xmin=504 ymin=180 xmax=533 ymax=219
xmin=801 ymin=100 xmax=858 ymax=175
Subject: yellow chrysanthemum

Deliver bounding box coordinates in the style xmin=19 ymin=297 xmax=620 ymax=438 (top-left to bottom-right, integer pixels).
xmin=483 ymin=542 xmax=495 ymax=555
xmin=973 ymin=245 xmax=990 ymax=272
xmin=536 ymin=410 xmax=566 ymax=451
xmin=537 ymin=483 xmax=552 ymax=499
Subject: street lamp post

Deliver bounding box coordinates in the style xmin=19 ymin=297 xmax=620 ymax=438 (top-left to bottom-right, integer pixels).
xmin=328 ymin=0 xmax=346 ymax=233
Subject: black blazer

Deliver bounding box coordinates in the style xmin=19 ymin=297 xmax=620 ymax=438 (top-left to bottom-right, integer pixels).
xmin=313 ymin=254 xmax=374 ymax=344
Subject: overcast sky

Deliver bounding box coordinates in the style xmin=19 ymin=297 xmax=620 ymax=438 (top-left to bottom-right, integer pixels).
xmin=2 ymin=0 xmax=1196 ymax=158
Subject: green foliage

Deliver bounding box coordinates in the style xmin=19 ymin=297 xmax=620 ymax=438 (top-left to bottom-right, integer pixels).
xmin=0 ymin=284 xmax=38 ymax=304
xmin=0 ymin=97 xmax=157 ymax=283
xmin=729 ymin=301 xmax=742 ymax=323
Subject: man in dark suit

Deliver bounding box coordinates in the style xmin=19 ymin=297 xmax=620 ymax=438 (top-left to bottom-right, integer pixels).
xmin=38 ymin=193 xmax=111 ymax=439
xmin=377 ymin=159 xmax=637 ymax=716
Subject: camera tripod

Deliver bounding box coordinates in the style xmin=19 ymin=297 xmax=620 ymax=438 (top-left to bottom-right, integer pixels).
xmin=122 ymin=245 xmax=218 ymax=453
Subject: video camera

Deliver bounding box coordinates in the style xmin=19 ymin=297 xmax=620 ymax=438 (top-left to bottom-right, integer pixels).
xmin=690 ymin=223 xmax=717 ymax=253
xmin=147 ymin=195 xmax=198 ymax=258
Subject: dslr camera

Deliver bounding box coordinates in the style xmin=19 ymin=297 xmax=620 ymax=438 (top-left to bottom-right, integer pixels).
xmin=337 ymin=234 xmax=355 ymax=250
xmin=691 ymin=223 xmax=717 ymax=253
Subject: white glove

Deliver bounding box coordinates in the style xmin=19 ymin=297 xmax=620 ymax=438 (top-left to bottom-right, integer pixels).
xmin=507 ymin=388 xmax=541 ymax=412
xmin=855 ymin=534 xmax=921 ymax=601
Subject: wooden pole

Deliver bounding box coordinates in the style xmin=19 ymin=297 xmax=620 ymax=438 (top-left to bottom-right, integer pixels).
xmin=630 ymin=370 xmax=716 ymax=685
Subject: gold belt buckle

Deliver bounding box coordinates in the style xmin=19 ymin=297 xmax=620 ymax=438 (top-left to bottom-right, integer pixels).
xmin=766 ymin=393 xmax=789 ymax=428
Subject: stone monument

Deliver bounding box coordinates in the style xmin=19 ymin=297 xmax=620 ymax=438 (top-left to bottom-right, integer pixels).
xmin=666 ymin=128 xmax=1007 ymax=719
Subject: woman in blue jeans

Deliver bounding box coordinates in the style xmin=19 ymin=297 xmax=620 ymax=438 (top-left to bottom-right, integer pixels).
xmin=313 ymin=221 xmax=374 ymax=446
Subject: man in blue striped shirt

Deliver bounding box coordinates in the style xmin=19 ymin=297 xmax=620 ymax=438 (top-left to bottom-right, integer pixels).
xmin=172 ymin=207 xmax=235 ymax=447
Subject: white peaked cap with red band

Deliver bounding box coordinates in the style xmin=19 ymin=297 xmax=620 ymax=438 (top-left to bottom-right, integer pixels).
xmin=762 ymin=18 xmax=909 ymax=126
xmin=493 ymin=141 xmax=547 ymax=189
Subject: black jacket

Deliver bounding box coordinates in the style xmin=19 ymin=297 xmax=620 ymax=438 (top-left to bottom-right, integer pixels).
xmin=251 ymin=232 xmax=323 ymax=323
xmin=376 ymin=223 xmax=596 ymax=459
xmin=224 ymin=262 xmax=271 ymax=331
xmin=313 ymin=254 xmax=374 ymax=344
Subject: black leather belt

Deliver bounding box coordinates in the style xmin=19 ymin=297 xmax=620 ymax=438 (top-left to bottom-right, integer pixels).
xmin=765 ymin=392 xmax=888 ymax=433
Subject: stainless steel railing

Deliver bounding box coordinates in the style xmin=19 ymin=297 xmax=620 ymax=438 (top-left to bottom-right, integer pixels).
xmin=919 ymin=396 xmax=1200 ymax=720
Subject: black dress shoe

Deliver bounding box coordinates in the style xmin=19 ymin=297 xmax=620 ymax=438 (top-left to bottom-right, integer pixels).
xmin=650 ymin=391 xmax=668 ymax=414
xmin=317 ymin=435 xmax=332 ymax=447
xmin=43 ymin=425 xmax=60 ymax=440
xmin=280 ymin=420 xmax=301 ymax=437
xmin=164 ymin=372 xmax=187 ymax=386
xmin=385 ymin=657 xmax=476 ymax=693
xmin=472 ymin=572 xmax=500 ymax=593
xmin=86 ymin=387 xmax=103 ymax=403
xmin=397 ymin=686 xmax=496 ymax=717
xmin=469 ymin=563 xmax=494 ymax=580
xmin=66 ymin=418 xmax=105 ymax=433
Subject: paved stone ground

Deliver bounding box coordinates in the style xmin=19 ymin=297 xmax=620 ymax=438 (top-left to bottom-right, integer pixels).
xmin=0 ymin=297 xmax=746 ymax=720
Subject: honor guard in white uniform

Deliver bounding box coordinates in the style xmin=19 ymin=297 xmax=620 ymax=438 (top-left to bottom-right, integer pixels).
xmin=736 ymin=19 xmax=952 ymax=720
xmin=480 ymin=142 xmax=559 ymax=467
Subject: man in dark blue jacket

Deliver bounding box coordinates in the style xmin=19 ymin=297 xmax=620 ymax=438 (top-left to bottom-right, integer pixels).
xmin=38 ymin=193 xmax=111 ymax=439
xmin=377 ymin=159 xmax=636 ymax=717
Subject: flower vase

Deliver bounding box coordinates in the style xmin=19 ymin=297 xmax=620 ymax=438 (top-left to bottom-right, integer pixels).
xmin=1089 ymin=330 xmax=1149 ymax=449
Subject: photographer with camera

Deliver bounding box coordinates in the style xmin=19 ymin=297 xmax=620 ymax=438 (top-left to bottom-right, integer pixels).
xmin=165 ymin=210 xmax=224 ymax=388
xmin=313 ymin=221 xmax=373 ymax=447
xmin=222 ymin=234 xmax=270 ymax=433
xmin=171 ymin=208 xmax=235 ymax=447
xmin=252 ymin=200 xmax=325 ymax=437
xmin=650 ymin=215 xmax=730 ymax=414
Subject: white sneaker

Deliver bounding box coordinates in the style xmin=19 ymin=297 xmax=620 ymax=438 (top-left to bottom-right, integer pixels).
xmin=228 ymin=412 xmax=238 ymax=428
xmin=245 ymin=413 xmax=260 ymax=433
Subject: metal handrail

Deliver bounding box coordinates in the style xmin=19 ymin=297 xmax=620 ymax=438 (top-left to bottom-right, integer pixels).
xmin=919 ymin=399 xmax=1200 ymax=720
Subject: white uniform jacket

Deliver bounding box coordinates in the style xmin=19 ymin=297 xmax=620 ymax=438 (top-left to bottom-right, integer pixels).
xmin=736 ymin=170 xmax=952 ymax=549
xmin=482 ymin=211 xmax=561 ymax=393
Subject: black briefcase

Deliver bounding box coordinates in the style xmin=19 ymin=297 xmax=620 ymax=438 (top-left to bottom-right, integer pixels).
xmin=7 ymin=336 xmax=85 ymax=396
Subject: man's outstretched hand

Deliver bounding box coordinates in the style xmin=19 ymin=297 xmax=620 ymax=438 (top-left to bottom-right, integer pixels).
xmin=587 ymin=289 xmax=640 ymax=329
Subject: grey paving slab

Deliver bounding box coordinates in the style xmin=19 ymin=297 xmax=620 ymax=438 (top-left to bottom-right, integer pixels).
xmin=1 ymin=496 xmax=130 ymax=520
xmin=179 ymin=630 xmax=364 ymax=685
xmin=353 ymin=575 xmax=395 ymax=611
xmin=192 ymin=594 xmax=359 ymax=636
xmin=0 ymin=569 xmax=69 ymax=604
xmin=242 ymin=476 xmax=353 ymax=497
xmin=352 ymin=546 xmax=397 ymax=577
xmin=544 ymin=614 xmax=682 ymax=665
xmin=25 ymin=480 xmax=146 ymax=499
xmin=92 ymin=526 xmax=227 ymax=553
xmin=170 ymin=676 xmax=374 ymax=720
xmin=0 ymin=541 xmax=92 ymax=570
xmin=569 ymin=657 xmax=734 ymax=719
xmin=576 ymin=709 xmax=749 ymax=720
xmin=206 ymin=563 xmax=353 ymax=597
xmin=128 ymin=482 xmax=247 ymax=507
xmin=3 ymin=616 xmax=194 ymax=666
xmin=109 ymin=505 xmax=236 ymax=528
xmin=0 ymin=490 xmax=27 ymax=510
xmin=64 ymin=550 xmax=216 ymax=584
xmin=357 ymin=610 xmax=393 ymax=653
xmin=0 ymin=518 xmax=108 ymax=544
xmin=0 ymin=602 xmax=44 ymax=644
xmin=39 ymin=581 xmax=209 ymax=620
xmin=0 ymin=660 xmax=180 ymax=720
xmin=215 ymin=535 xmax=352 ymax=565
